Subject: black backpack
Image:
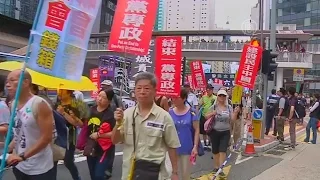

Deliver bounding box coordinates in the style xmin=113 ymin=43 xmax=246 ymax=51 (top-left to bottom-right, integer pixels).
xmin=295 ymin=98 xmax=306 ymax=118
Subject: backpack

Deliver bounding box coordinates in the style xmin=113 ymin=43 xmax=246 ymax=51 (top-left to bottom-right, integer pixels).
xmin=295 ymin=98 xmax=306 ymax=118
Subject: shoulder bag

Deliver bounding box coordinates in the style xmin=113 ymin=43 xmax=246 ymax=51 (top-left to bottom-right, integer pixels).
xmin=204 ymin=105 xmax=216 ymax=134
xmin=129 ymin=107 xmax=162 ymax=180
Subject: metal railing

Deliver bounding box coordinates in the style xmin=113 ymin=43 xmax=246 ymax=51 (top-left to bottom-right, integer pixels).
xmin=88 ymin=42 xmax=320 ymax=53
xmin=276 ymin=52 xmax=313 ymax=63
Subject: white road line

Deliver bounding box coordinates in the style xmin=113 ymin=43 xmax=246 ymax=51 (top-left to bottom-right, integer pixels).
xmin=58 ymin=151 xmax=124 ymax=165
xmin=235 ymin=154 xmax=253 ymax=165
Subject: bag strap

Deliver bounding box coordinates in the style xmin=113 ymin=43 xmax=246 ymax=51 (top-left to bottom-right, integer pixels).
xmin=132 ymin=106 xmax=137 ymax=153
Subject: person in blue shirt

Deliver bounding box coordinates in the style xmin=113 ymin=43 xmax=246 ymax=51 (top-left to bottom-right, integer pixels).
xmin=169 ymin=88 xmax=200 ymax=180
xmin=265 ymin=89 xmax=279 ymax=135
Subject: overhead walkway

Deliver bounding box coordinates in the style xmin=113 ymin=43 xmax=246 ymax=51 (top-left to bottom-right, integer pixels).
xmin=87 ymin=42 xmax=314 ymax=68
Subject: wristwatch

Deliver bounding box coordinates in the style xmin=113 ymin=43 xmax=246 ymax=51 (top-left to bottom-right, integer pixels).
xmin=19 ymin=153 xmax=27 ymax=161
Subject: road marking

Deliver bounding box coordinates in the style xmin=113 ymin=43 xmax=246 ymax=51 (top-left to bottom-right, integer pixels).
xmin=58 ymin=151 xmax=123 ymax=165
xmin=234 ymin=154 xmax=253 ymax=165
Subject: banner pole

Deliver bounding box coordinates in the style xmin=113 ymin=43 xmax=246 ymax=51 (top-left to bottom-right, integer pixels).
xmin=0 ymin=0 xmax=45 ymax=177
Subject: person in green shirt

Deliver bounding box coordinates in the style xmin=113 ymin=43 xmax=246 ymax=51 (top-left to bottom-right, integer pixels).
xmin=199 ymin=85 xmax=217 ymax=149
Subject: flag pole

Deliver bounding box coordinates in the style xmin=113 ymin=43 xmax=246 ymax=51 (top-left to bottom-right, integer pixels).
xmin=0 ymin=0 xmax=45 ymax=177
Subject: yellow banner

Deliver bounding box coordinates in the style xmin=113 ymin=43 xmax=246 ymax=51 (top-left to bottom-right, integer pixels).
xmin=232 ymin=85 xmax=243 ymax=105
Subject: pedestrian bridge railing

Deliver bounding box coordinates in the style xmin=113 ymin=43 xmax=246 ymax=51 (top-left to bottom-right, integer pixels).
xmin=88 ymin=42 xmax=319 ymax=53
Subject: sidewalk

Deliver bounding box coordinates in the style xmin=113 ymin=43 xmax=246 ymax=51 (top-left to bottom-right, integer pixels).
xmin=251 ymin=141 xmax=320 ymax=180
xmin=251 ymin=121 xmax=306 ymax=152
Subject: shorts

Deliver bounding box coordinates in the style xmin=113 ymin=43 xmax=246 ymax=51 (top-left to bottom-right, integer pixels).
xmin=209 ymin=129 xmax=231 ymax=154
xmin=199 ymin=114 xmax=207 ymax=135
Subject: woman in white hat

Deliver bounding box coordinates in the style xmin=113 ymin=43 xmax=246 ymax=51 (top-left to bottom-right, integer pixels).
xmin=205 ymin=89 xmax=240 ymax=177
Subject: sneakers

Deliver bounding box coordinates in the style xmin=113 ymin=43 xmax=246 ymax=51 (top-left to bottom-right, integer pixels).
xmin=284 ymin=145 xmax=295 ymax=151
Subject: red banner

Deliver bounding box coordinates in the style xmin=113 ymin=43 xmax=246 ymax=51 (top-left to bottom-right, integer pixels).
xmin=108 ymin=0 xmax=158 ymax=55
xmin=186 ymin=75 xmax=194 ymax=89
xmin=190 ymin=61 xmax=207 ymax=89
xmin=155 ymin=36 xmax=182 ymax=97
xmin=235 ymin=44 xmax=262 ymax=89
xmin=90 ymin=68 xmax=100 ymax=98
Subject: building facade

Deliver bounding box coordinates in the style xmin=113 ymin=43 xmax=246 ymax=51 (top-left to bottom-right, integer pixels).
xmin=0 ymin=0 xmax=39 ymax=24
xmin=163 ymin=0 xmax=215 ymax=31
xmin=99 ymin=0 xmax=117 ymax=33
xmin=276 ymin=0 xmax=320 ymax=43
xmin=250 ymin=0 xmax=271 ymax=30
xmin=154 ymin=0 xmax=164 ymax=30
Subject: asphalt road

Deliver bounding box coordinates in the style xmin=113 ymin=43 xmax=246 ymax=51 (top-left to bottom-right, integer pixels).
xmin=2 ymin=144 xmax=287 ymax=180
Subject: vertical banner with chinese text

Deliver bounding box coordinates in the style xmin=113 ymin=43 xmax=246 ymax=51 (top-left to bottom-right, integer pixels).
xmin=108 ymin=0 xmax=158 ymax=55
xmin=190 ymin=61 xmax=207 ymax=89
xmin=132 ymin=40 xmax=155 ymax=78
xmin=155 ymin=36 xmax=182 ymax=97
xmin=90 ymin=68 xmax=100 ymax=98
xmin=186 ymin=75 xmax=194 ymax=89
xmin=235 ymin=44 xmax=263 ymax=89
xmin=28 ymin=0 xmax=102 ymax=81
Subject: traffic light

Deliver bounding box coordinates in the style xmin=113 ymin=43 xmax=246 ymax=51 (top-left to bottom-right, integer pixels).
xmin=261 ymin=50 xmax=278 ymax=75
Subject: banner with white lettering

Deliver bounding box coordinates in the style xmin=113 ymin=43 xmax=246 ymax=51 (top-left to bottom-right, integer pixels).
xmin=155 ymin=36 xmax=182 ymax=97
xmin=205 ymin=73 xmax=236 ymax=87
xmin=235 ymin=44 xmax=262 ymax=89
xmin=131 ymin=40 xmax=155 ymax=78
xmin=108 ymin=0 xmax=158 ymax=55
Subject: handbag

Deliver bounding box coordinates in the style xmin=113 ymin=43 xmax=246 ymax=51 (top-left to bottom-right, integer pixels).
xmin=83 ymin=138 xmax=97 ymax=157
xmin=76 ymin=120 xmax=89 ymax=150
xmin=204 ymin=105 xmax=216 ymax=134
xmin=128 ymin=107 xmax=162 ymax=180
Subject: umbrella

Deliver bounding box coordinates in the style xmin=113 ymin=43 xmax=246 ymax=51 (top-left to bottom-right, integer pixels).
xmin=0 ymin=61 xmax=97 ymax=91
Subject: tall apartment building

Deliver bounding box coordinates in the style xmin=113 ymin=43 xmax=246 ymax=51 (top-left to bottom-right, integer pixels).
xmin=154 ymin=0 xmax=164 ymax=30
xmin=163 ymin=0 xmax=215 ymax=31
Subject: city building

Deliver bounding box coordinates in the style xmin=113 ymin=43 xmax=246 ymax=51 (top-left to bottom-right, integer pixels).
xmin=154 ymin=0 xmax=164 ymax=31
xmin=276 ymin=0 xmax=320 ymax=43
xmin=276 ymin=0 xmax=320 ymax=91
xmin=0 ymin=0 xmax=39 ymax=24
xmin=163 ymin=0 xmax=215 ymax=41
xmin=92 ymin=0 xmax=117 ymax=33
xmin=100 ymin=0 xmax=117 ymax=33
xmin=250 ymin=0 xmax=271 ymax=30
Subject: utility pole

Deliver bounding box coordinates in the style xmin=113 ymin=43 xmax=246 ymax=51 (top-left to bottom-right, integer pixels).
xmin=259 ymin=0 xmax=265 ymax=139
xmin=261 ymin=0 xmax=277 ymax=139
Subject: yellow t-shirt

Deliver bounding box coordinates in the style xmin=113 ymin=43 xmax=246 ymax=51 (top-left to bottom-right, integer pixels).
xmin=201 ymin=95 xmax=216 ymax=116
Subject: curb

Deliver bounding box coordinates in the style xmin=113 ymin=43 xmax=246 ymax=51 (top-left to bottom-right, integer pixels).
xmin=243 ymin=127 xmax=306 ymax=153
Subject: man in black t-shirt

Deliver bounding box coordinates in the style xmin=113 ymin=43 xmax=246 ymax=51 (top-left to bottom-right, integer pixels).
xmin=284 ymin=87 xmax=298 ymax=150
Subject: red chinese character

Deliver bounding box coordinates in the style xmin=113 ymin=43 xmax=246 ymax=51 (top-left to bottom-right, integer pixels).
xmin=45 ymin=1 xmax=71 ymax=31
xmin=70 ymin=11 xmax=91 ymax=39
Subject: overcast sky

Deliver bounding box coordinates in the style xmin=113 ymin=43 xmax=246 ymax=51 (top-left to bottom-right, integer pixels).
xmin=215 ymin=0 xmax=258 ymax=29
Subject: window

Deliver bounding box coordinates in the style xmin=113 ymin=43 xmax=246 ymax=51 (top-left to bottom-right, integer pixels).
xmin=278 ymin=9 xmax=283 ymax=16
xmin=107 ymin=1 xmax=116 ymax=11
xmin=306 ymin=3 xmax=311 ymax=11
xmin=311 ymin=1 xmax=319 ymax=10
xmin=304 ymin=17 xmax=311 ymax=26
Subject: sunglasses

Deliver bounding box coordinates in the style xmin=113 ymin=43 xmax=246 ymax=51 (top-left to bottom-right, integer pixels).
xmin=218 ymin=94 xmax=227 ymax=97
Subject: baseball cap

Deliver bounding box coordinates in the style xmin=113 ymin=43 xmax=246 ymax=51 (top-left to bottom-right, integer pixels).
xmin=217 ymin=89 xmax=228 ymax=96
xmin=101 ymin=80 xmax=113 ymax=86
